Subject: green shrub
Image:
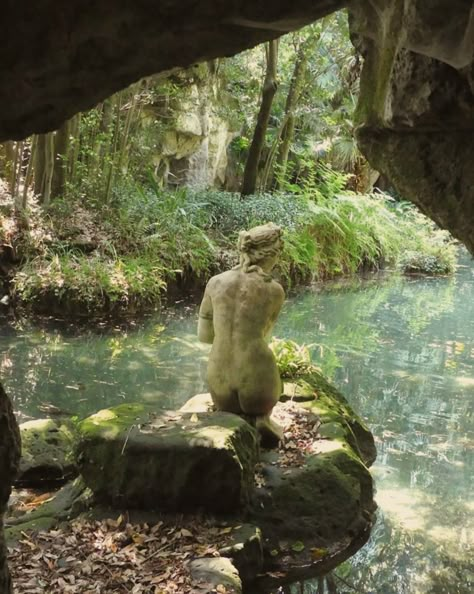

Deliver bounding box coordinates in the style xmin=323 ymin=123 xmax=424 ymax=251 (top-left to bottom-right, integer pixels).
xmin=270 ymin=338 xmax=317 ymax=378
xmin=398 ymin=251 xmax=454 ymax=275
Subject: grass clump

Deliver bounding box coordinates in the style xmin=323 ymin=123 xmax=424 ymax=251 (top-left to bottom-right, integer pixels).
xmin=13 ymin=253 xmax=166 ymax=312
xmin=9 ymin=169 xmax=457 ymax=314
xmin=270 ymin=338 xmax=317 ymax=379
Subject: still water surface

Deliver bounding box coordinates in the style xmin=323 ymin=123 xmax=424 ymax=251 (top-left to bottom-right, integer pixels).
xmin=1 ymin=261 xmax=473 ymax=594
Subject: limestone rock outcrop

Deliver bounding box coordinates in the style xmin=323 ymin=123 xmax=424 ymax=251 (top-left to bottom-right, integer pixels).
xmin=0 ymin=384 xmax=21 ymax=594
xmin=350 ymin=0 xmax=474 ymax=252
xmin=151 ymin=65 xmax=236 ymax=188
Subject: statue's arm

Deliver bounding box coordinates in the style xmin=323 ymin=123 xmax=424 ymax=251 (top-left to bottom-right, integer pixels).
xmin=265 ymin=283 xmax=285 ymax=341
xmin=198 ymin=287 xmax=215 ymax=344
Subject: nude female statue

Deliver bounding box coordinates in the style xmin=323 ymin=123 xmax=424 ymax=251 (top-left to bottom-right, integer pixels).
xmin=198 ymin=223 xmax=285 ymax=445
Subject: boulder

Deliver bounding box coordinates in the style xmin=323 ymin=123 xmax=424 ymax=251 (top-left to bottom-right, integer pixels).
xmin=16 ymin=418 xmax=78 ymax=487
xmin=219 ymin=524 xmax=263 ymax=584
xmin=0 ymin=384 xmax=21 ymax=594
xmin=5 ymin=478 xmax=91 ymax=538
xmin=248 ymin=372 xmax=377 ymax=589
xmin=76 ymin=404 xmax=258 ymax=512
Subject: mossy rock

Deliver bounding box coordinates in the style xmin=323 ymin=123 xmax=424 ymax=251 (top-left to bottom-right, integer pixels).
xmin=250 ymin=370 xmax=377 ymax=587
xmin=76 ymin=404 xmax=258 ymax=513
xmin=16 ymin=418 xmax=78 ymax=487
xmin=298 ymin=371 xmax=377 ymax=466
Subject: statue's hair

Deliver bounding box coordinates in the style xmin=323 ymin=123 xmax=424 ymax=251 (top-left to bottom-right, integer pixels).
xmin=233 ymin=222 xmax=283 ymax=280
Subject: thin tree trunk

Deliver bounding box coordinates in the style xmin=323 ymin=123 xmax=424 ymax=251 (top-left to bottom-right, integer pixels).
xmin=42 ymin=132 xmax=55 ymax=207
xmin=21 ymin=136 xmax=37 ymax=210
xmin=34 ymin=132 xmax=55 ymax=205
xmin=34 ymin=134 xmax=46 ymax=197
xmin=0 ymin=142 xmax=15 ymax=183
xmin=9 ymin=142 xmax=20 ymax=200
xmin=117 ymin=87 xmax=139 ymax=175
xmin=241 ymin=39 xmax=279 ymax=197
xmin=51 ymin=120 xmax=70 ymax=199
xmin=104 ymin=94 xmax=123 ymax=204
xmin=274 ymin=32 xmax=320 ymax=189
xmin=13 ymin=141 xmax=25 ymax=211
xmin=68 ymin=113 xmax=82 ymax=184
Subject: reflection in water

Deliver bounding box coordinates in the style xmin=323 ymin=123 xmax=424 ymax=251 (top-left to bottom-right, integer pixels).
xmin=1 ymin=260 xmax=473 ymax=594
xmin=277 ymin=262 xmax=473 ymax=594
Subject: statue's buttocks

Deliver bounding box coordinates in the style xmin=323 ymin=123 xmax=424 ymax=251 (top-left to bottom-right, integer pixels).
xmin=198 ymin=223 xmax=285 ymax=445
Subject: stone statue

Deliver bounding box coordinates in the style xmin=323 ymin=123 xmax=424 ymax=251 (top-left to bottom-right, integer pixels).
xmin=198 ymin=222 xmax=285 ymax=445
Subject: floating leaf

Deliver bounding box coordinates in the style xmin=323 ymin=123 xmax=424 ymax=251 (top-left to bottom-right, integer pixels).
xmin=291 ymin=541 xmax=305 ymax=553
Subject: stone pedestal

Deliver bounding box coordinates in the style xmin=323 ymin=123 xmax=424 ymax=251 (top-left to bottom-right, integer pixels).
xmin=76 ymin=404 xmax=258 ymax=512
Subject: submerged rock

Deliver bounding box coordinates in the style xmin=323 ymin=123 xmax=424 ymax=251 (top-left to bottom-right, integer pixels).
xmin=76 ymin=404 xmax=258 ymax=512
xmin=16 ymin=418 xmax=78 ymax=487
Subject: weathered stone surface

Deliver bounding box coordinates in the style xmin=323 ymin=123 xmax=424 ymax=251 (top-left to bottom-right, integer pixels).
xmin=5 ymin=478 xmax=90 ymax=536
xmin=76 ymin=404 xmax=258 ymax=512
xmin=0 ymin=384 xmax=21 ymax=594
xmin=249 ymin=371 xmax=376 ymax=588
xmin=179 ymin=392 xmax=214 ymax=413
xmin=155 ymin=65 xmax=236 ymax=188
xmin=0 ymin=0 xmax=346 ymax=141
xmin=189 ymin=557 xmax=242 ymax=594
xmin=300 ymin=371 xmax=377 ymax=467
xmin=350 ymin=0 xmax=474 ymax=253
xmin=16 ymin=418 xmax=78 ymax=487
xmin=219 ymin=524 xmax=263 ymax=584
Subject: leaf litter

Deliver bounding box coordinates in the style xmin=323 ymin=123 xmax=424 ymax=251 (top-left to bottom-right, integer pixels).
xmin=8 ymin=514 xmax=237 ymax=594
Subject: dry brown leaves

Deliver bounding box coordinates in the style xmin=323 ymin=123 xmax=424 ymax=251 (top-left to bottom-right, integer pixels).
xmin=8 ymin=515 xmax=235 ymax=594
xmin=272 ymin=402 xmax=321 ymax=468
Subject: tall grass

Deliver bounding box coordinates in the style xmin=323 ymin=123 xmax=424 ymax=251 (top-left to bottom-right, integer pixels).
xmin=12 ymin=177 xmax=457 ymax=313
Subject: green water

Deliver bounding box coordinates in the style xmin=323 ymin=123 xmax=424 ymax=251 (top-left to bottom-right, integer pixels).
xmin=1 ymin=261 xmax=473 ymax=594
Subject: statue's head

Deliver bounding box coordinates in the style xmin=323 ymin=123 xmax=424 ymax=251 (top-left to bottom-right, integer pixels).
xmin=237 ymin=222 xmax=283 ymax=276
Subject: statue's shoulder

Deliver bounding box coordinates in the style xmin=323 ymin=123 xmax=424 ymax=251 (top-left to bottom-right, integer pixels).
xmin=269 ymin=278 xmax=285 ymax=300
xmin=206 ymin=269 xmax=238 ymax=288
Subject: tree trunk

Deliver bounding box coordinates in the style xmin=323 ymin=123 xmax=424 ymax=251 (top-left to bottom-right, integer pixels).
xmin=241 ymin=39 xmax=279 ymax=197
xmin=274 ymin=31 xmax=319 ymax=189
xmin=51 ymin=119 xmax=70 ymax=199
xmin=21 ymin=136 xmax=37 ymax=211
xmin=104 ymin=94 xmax=123 ymax=204
xmin=0 ymin=383 xmax=21 ymax=594
xmin=68 ymin=113 xmax=82 ymax=183
xmin=33 ymin=134 xmax=46 ymax=197
xmin=9 ymin=142 xmax=21 ymax=200
xmin=34 ymin=133 xmax=55 ymax=205
xmin=117 ymin=87 xmax=139 ymax=175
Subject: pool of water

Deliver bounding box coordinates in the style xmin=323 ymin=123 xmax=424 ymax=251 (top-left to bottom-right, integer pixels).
xmin=1 ymin=260 xmax=473 ymax=594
